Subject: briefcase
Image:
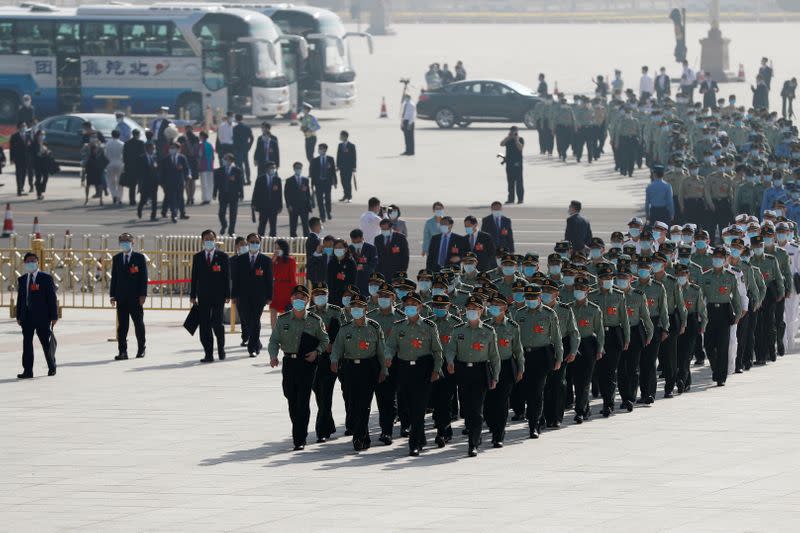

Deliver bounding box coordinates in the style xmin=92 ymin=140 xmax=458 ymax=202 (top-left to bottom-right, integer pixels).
xmin=184 ymin=305 xmax=200 ymax=335
xmin=297 ymin=332 xmax=320 ymax=359
xmin=327 ymin=318 xmax=341 ymax=344
xmin=47 ymin=329 xmax=57 ymax=365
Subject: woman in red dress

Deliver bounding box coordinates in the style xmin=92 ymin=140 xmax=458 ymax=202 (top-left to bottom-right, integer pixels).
xmin=269 ymin=239 xmax=296 ymax=327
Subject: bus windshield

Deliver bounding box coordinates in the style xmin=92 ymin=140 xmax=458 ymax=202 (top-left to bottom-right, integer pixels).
xmin=249 ymin=17 xmax=282 ymax=79
xmin=316 ymin=12 xmax=349 ymax=74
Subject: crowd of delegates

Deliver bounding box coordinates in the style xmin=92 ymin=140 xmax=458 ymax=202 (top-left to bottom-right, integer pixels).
xmin=424 ymin=61 xmax=467 ymax=90
xmin=8 ymin=99 xmax=58 ymax=200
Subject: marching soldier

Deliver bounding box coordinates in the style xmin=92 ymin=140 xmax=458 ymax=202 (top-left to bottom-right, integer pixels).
xmin=385 ymin=292 xmax=443 ymax=456
xmin=664 ymin=158 xmax=688 ymax=223
xmin=445 ymin=296 xmax=500 ymax=457
xmin=652 ymin=252 xmax=687 ymax=398
xmin=330 ymin=293 xmax=387 ymax=451
xmin=675 ymin=263 xmax=706 ymax=391
xmin=615 ymin=266 xmax=653 ymax=411
xmin=704 ymin=157 xmax=736 ymax=239
xmin=763 ymin=224 xmax=792 ymax=357
xmin=750 ymin=235 xmax=784 ymax=365
xmin=268 ymin=285 xmax=330 ymax=451
xmin=634 ymin=257 xmax=669 ymax=404
xmin=541 ymin=279 xmax=578 ymax=427
xmin=571 ymin=277 xmax=605 ymax=422
xmin=553 ymin=95 xmax=576 ymax=162
xmin=309 ymin=282 xmax=345 ymax=442
xmin=429 ymin=294 xmax=464 ymax=447
xmin=613 ymin=105 xmax=641 ymax=177
xmin=727 ymin=239 xmax=760 ymax=374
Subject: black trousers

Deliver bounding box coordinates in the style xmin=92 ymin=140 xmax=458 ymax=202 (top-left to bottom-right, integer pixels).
xmin=619 ymin=324 xmax=644 ymax=402
xmin=315 ymin=182 xmax=332 ymax=221
xmin=138 ymin=182 xmax=158 ymax=218
xmin=34 ymin=169 xmax=49 ymax=196
xmin=599 ymin=325 xmax=624 ymax=407
xmin=555 ymin=126 xmax=572 ymax=159
xmin=756 ymin=288 xmax=777 ymax=363
xmin=682 ymin=198 xmax=705 ymax=233
xmin=402 ymin=123 xmax=415 ymax=155
xmin=573 ymin=127 xmax=589 ymax=161
xmin=313 ymin=353 xmax=337 ymax=439
xmin=288 ymin=207 xmax=309 ymax=237
xmin=705 ymin=303 xmax=732 ymax=384
xmin=742 ymin=304 xmax=757 ymax=369
xmin=510 ymin=378 xmax=526 ymax=416
xmin=374 ymin=365 xmax=398 ymax=435
xmin=455 ymin=361 xmax=488 ymax=448
xmin=198 ymin=301 xmax=224 ymax=357
xmin=678 ymin=314 xmax=699 ymax=388
xmin=340 ymin=169 xmax=353 ymax=200
xmin=775 ymin=297 xmax=786 ymax=357
xmin=22 ymin=320 xmax=54 ymax=374
xmin=282 ymin=355 xmax=316 ymax=447
xmin=639 ymin=324 xmax=662 ymax=400
xmin=735 ymin=310 xmax=751 ymax=372
xmin=659 ymin=314 xmax=679 ymax=394
xmin=128 ymin=181 xmax=137 ymax=205
xmin=304 ymin=135 xmax=317 ymax=163
xmin=432 ymin=367 xmax=457 ymax=438
xmin=505 ymin=162 xmax=523 ymax=203
xmin=238 ymin=297 xmax=264 ymax=354
xmin=648 ymin=206 xmax=671 ymax=226
xmin=618 ymin=135 xmax=638 ymax=176
xmin=218 ymin=196 xmax=239 ymax=234
xmin=343 ymin=358 xmax=379 ymax=444
xmin=571 ymin=337 xmax=596 ymax=416
xmin=710 ymin=198 xmax=734 ymax=241
xmin=543 ymin=347 xmax=567 ymax=425
xmin=257 ymin=210 xmax=278 ymax=237
xmin=523 ymin=347 xmax=552 ymax=431
xmin=15 ymin=164 xmax=27 ymax=194
xmin=484 ymin=358 xmax=514 ymax=441
xmin=396 ymin=356 xmax=434 ymax=450
xmin=116 ymin=298 xmax=145 ymax=354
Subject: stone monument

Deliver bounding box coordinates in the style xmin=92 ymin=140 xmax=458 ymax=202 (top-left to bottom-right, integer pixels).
xmin=699 ymin=0 xmax=734 ymax=80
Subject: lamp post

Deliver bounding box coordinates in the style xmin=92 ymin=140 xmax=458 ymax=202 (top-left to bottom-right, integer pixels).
xmin=700 ymin=0 xmax=733 ymax=81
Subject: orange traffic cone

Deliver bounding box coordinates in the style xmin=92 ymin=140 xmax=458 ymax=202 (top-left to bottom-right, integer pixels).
xmin=32 ymin=216 xmax=41 ymax=239
xmin=2 ymin=203 xmax=13 ymax=237
xmin=289 ymin=106 xmax=298 ymax=126
xmin=379 ymin=97 xmax=388 ymax=118
xmin=738 ymin=63 xmax=745 ymax=81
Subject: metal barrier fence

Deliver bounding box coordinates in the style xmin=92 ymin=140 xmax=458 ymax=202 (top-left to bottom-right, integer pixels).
xmin=1 ymin=233 xmax=307 ymax=316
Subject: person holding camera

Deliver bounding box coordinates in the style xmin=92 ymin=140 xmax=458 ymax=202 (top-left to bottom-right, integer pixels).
xmin=500 ymin=126 xmax=525 ymax=204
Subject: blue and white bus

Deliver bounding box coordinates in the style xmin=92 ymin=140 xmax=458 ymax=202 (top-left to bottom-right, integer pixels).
xmin=0 ymin=3 xmax=291 ymax=122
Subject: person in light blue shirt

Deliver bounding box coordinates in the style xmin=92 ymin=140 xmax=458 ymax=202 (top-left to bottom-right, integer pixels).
xmin=114 ymin=112 xmax=132 ymax=142
xmin=645 ymin=165 xmax=674 ymax=224
xmin=422 ymin=201 xmax=445 ymax=256
xmin=761 ymin=170 xmax=790 ymax=217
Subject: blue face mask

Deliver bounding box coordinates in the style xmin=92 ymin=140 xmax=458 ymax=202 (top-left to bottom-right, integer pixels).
xmin=764 ymin=237 xmax=774 ymax=246
xmin=439 ymin=224 xmax=450 ymax=234
xmin=418 ymin=281 xmax=432 ymax=292
xmin=24 ymin=262 xmax=38 ymax=273
xmin=404 ymin=306 xmax=418 ymax=318
xmin=378 ymin=297 xmax=392 ymax=309
xmin=523 ymin=266 xmax=537 ymax=277
xmin=730 ymin=248 xmax=742 ymax=258
xmin=641 ymin=241 xmax=652 ymax=250
xmin=381 ymin=230 xmax=392 ymax=238
xmin=248 ymin=243 xmax=260 ymax=253
xmin=432 ymin=308 xmax=448 ymax=318
xmin=549 ymin=265 xmax=561 ymax=276
xmin=432 ymin=288 xmax=445 ymax=297
xmin=465 ymin=226 xmax=474 ymax=235
xmin=651 ymin=231 xmax=662 ymax=240
xmin=313 ymin=295 xmax=328 ymax=306
xmin=526 ymin=299 xmax=540 ymax=309
xmin=463 ymin=264 xmax=477 ymax=274
xmin=753 ymin=247 xmax=765 ymax=256
xmin=723 ymin=236 xmax=734 ymax=246
xmin=573 ymin=289 xmax=587 ymax=300
xmin=368 ymin=284 xmax=379 ymax=296
xmin=292 ymin=299 xmax=306 ymax=311
xmin=652 ymin=263 xmax=664 ymax=273
xmin=350 ymin=308 xmax=365 ymax=320
xmin=590 ymin=248 xmax=602 ymax=259
xmin=502 ymin=266 xmax=516 ymax=276
xmin=563 ymin=275 xmax=575 ymax=285
xmin=615 ymin=278 xmax=630 ymax=289
xmin=712 ymin=257 xmax=725 ymax=268
xmin=601 ymin=279 xmax=614 ymax=290
xmin=488 ymin=305 xmax=501 ymax=317
xmin=465 ymin=309 xmax=481 ymax=321
xmin=678 ymin=257 xmax=690 ymax=265
xmin=629 ymin=228 xmax=641 ymax=238
xmin=695 ymin=240 xmax=707 ymax=250
xmin=395 ymin=289 xmax=408 ymax=299
xmin=342 ymin=296 xmax=352 ymax=307
xmin=541 ymin=293 xmax=553 ymax=305
xmin=120 ymin=241 xmax=132 ymax=252
xmin=203 ymin=240 xmax=216 ymax=251
xmin=638 ymin=269 xmax=651 ymax=279
xmin=513 ymin=292 xmax=525 ymax=303
xmin=333 ymin=249 xmax=345 ymax=258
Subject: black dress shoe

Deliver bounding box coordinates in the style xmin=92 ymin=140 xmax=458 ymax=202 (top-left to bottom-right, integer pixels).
xmin=676 ymin=381 xmax=685 ymax=393
xmin=137 ymin=206 xmax=143 ymax=219
xmin=409 ymin=448 xmax=419 ymax=457
xmin=293 ymin=444 xmax=305 ymax=451
xmin=316 ymin=437 xmax=327 ymax=443
xmin=636 ymin=397 xmax=646 ymax=404
xmin=352 ymin=439 xmax=362 ymax=451
xmin=48 ymin=368 xmax=57 ymax=377
xmin=551 ymin=421 xmax=560 ymax=429
xmin=716 ymin=381 xmax=725 ymax=387
xmin=240 ymin=341 xmax=248 ymax=347
xmin=435 ymin=435 xmax=446 ymax=448
xmin=180 ymin=214 xmax=190 ymax=220
xmin=625 ymin=401 xmax=634 ymax=412
xmin=735 ymin=368 xmax=743 ymax=374
xmin=344 ymin=429 xmax=353 ymax=436
xmin=601 ymin=406 xmax=611 ymax=417
xmin=115 ymin=353 xmax=129 ymax=361
xmin=378 ymin=433 xmax=393 ymax=445
xmin=460 ymin=428 xmax=469 ymax=436
xmin=136 ymin=349 xmax=145 ymax=359
xmin=493 ymin=441 xmax=504 ymax=448
xmin=511 ymin=414 xmax=524 ymax=421
xmin=249 ymin=352 xmax=257 ymax=358
xmin=400 ymin=428 xmax=410 ymax=438
xmin=200 ymin=357 xmax=214 ymax=363
xmin=529 ymin=428 xmax=539 ymax=439
xmin=646 ymin=396 xmax=655 ymax=404
xmin=467 ymin=446 xmax=478 ymax=457
xmin=664 ymin=391 xmax=674 ymax=399
xmin=573 ymin=414 xmax=583 ymax=424
xmin=149 ymin=215 xmax=157 ymax=221
xmin=17 ymin=372 xmax=33 ymax=379
xmin=218 ymin=351 xmax=226 ymax=360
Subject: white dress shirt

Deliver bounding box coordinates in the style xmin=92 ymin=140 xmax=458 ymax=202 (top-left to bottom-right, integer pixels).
xmin=217 ymin=121 xmax=234 ymax=145
xmin=681 ymin=66 xmax=696 ymax=85
xmin=105 ymin=138 xmax=125 ymax=168
xmin=359 ymin=210 xmax=383 ymax=245
xmin=402 ymin=101 xmax=416 ymax=123
xmin=639 ymin=74 xmax=654 ymax=95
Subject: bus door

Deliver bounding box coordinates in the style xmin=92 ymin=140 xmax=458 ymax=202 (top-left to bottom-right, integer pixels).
xmin=200 ymin=47 xmax=229 ymax=118
xmin=54 ymin=23 xmax=81 ymax=113
xmin=226 ymin=44 xmax=252 ymax=113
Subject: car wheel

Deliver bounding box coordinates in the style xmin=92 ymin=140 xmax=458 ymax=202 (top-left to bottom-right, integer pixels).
xmin=523 ymin=108 xmax=537 ymax=129
xmin=435 ymin=108 xmax=456 ymax=129
xmin=456 ymin=121 xmax=472 ymax=128
xmin=0 ymin=91 xmax=19 ymax=124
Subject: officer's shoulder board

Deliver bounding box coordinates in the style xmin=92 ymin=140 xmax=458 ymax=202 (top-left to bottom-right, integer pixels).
xmin=480 ymin=322 xmax=494 ymax=331
xmin=664 ymin=273 xmax=677 ymax=281
xmin=689 ymin=282 xmax=700 ymax=289
xmin=278 ymin=310 xmax=292 ymax=319
xmin=366 ymin=318 xmax=382 ymax=330
xmin=327 ymin=304 xmax=343 ymax=312
xmin=633 ymin=288 xmax=645 ymax=295
xmin=587 ymin=300 xmax=603 ymax=311
xmin=588 ymin=288 xmax=599 ymax=296
xmin=612 ymin=287 xmax=625 ymax=295
xmin=558 ymin=302 xmax=571 ymax=309
xmin=453 ymin=322 xmax=467 ymax=330
xmin=507 ymin=318 xmax=519 ymax=328
xmin=392 ymin=318 xmax=407 ymax=325
xmin=307 ymin=311 xmax=324 ymax=323
xmin=541 ymin=305 xmax=558 ymax=316
xmin=422 ymin=318 xmax=436 ymax=328
xmin=393 ymin=309 xmax=405 ymax=317
xmin=450 ymin=316 xmax=465 ymax=326
xmin=652 ymin=279 xmax=665 ymax=287
xmin=366 ymin=308 xmax=378 ymax=316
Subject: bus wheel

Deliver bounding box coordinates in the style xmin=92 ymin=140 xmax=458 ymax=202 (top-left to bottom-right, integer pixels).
xmin=178 ymin=94 xmax=203 ymax=122
xmin=0 ymin=91 xmax=19 ymax=123
xmin=435 ymin=108 xmax=456 ymax=129
xmin=523 ymin=108 xmax=537 ymax=129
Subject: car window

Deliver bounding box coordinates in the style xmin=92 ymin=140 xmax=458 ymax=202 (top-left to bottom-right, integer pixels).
xmin=483 ymin=83 xmax=503 ymax=96
xmin=46 ymin=117 xmax=69 ymax=132
xmin=447 ymin=82 xmax=480 ymax=95
xmin=67 ymin=117 xmax=84 ymax=133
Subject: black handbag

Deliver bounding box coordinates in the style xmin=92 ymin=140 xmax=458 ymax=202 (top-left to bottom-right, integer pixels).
xmin=183 ymin=305 xmax=200 ymax=335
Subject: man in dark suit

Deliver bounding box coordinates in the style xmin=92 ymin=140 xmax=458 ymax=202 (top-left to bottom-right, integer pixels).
xmin=253 ymin=122 xmax=280 ymax=174
xmin=699 ymin=72 xmax=719 ymax=110
xmin=309 ymin=143 xmax=338 ymax=222
xmin=190 ymin=230 xmax=230 ymax=362
xmin=374 ymin=218 xmax=409 ymax=281
xmin=9 ymin=121 xmax=29 ymax=196
xmin=137 ymin=143 xmax=159 ymax=221
xmin=336 ymin=130 xmax=357 ymax=203
xmin=160 ymin=142 xmax=190 ymax=223
xmin=213 ymin=153 xmax=244 ymax=236
xmin=349 ymin=228 xmax=377 ymax=294
xmin=149 ymin=106 xmax=172 ymax=158
xmin=426 ymin=216 xmax=467 ymax=272
xmin=655 ymin=67 xmax=671 ymax=101
xmin=251 ymin=160 xmax=283 ymax=237
xmin=284 ymin=161 xmax=312 ymax=237
xmin=109 ymin=233 xmax=148 ymax=360
xmin=122 ymin=129 xmax=146 ymax=205
xmin=462 ymin=215 xmax=496 ymax=272
xmin=233 ymin=113 xmax=254 ymax=185
xmin=232 ymin=233 xmax=273 ymax=357
xmin=564 ymin=200 xmax=593 ymax=252
xmin=481 ymin=201 xmax=515 ymax=252
xmin=16 ymin=252 xmax=58 ymax=378
xmin=307 ymin=234 xmax=334 ymax=285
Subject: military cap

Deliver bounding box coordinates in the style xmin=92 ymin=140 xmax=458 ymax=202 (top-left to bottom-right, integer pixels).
xmin=343 ymin=284 xmax=361 ymax=295
xmin=462 ymin=251 xmax=478 ymax=262
xmin=640 ymin=229 xmax=654 ymax=240
xmin=681 ymin=223 xmax=696 ymax=232
xmin=637 ymin=255 xmax=653 ymax=266
xmin=490 ymin=294 xmax=508 ymax=306
xmin=350 ymin=293 xmax=368 ymax=306
xmin=628 ymin=217 xmax=644 ymax=226
xmin=431 ymin=294 xmax=450 ymax=305
xmin=417 ymin=269 xmax=433 ymax=280
xmin=311 ymin=281 xmax=329 ymax=294
xmin=711 ymin=246 xmax=727 ymax=256
xmin=730 ymin=237 xmax=745 ymax=248
xmin=465 ymin=296 xmax=484 ymax=308
xmin=674 ymin=263 xmax=689 ymax=274
xmin=554 ymin=240 xmax=571 ymax=252
xmin=615 ymin=265 xmax=632 ymax=276
xmin=574 ymin=276 xmax=590 ymax=288
xmin=597 ymin=263 xmax=615 ymax=277
xmin=524 ymin=285 xmax=542 ymax=296
xmin=677 ymin=245 xmax=692 ymax=257
xmin=659 ymin=241 xmax=676 ymax=253
xmin=540 ymin=278 xmax=560 ymax=291
xmin=378 ymin=283 xmax=394 ymax=296
xmin=734 ymin=213 xmax=749 ymax=224
xmin=369 ymin=272 xmax=385 ymax=283
xmin=590 ymin=237 xmax=605 ymax=248
xmin=472 ymin=286 xmax=492 ymax=300
xmin=761 ymin=224 xmax=776 ymax=235
xmin=571 ymin=250 xmax=588 ymax=262
xmin=512 ymin=279 xmax=528 ymax=290
xmin=687 ymin=160 xmax=700 ymax=168
xmin=476 ymin=272 xmax=493 ymax=283
xmin=669 ymin=225 xmax=682 ymax=234
xmin=652 ymin=251 xmax=668 ymax=263
xmin=522 ymin=253 xmax=539 ymax=264
xmin=605 ymin=247 xmax=621 ymax=259
xmin=392 ymin=271 xmax=408 ymax=282
xmin=694 ymin=229 xmax=710 ymax=239
xmin=547 ymin=252 xmax=562 ymax=264
xmin=403 ymin=292 xmax=423 ymax=305
xmin=562 ymin=263 xmax=577 ymax=274
xmin=776 ymin=221 xmax=790 ymax=231
xmin=653 ymin=221 xmax=669 ymax=232
xmin=500 ymin=254 xmax=516 ymax=265
xmin=432 ymin=274 xmax=448 ymax=286
xmin=291 ymin=285 xmax=310 ymax=297
xmin=622 ymin=244 xmax=637 ymax=255
xmin=611 ymin=231 xmax=625 ymax=240
xmin=400 ymin=279 xmax=418 ymax=290
xmin=652 ymin=164 xmax=665 ymax=174
xmin=531 ymin=272 xmax=548 ymax=284
xmin=618 ymin=254 xmax=633 ymax=268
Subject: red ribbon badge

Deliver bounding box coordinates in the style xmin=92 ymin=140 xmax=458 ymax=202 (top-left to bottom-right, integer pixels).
xmin=440 ymin=335 xmax=451 ymax=344
xmin=533 ymin=325 xmax=544 ymax=334
xmin=626 ymin=307 xmax=634 ymax=317
xmin=212 ymin=264 xmax=221 ymax=272
xmin=578 ymin=319 xmax=590 ymax=327
xmin=475 ymin=243 xmax=484 ymax=251
xmin=411 ymin=338 xmax=422 ymax=349
xmin=358 ymin=340 xmax=370 ymax=350
xmin=31 ymin=284 xmax=39 ymax=292
xmin=255 ymin=268 xmax=264 ymax=277
xmin=501 ymin=228 xmax=508 ymax=236
xmin=498 ymin=338 xmax=510 ymax=347
xmin=718 ymin=286 xmax=728 ymax=295
xmin=607 ymin=306 xmax=617 ymax=315
xmin=647 ymin=298 xmax=655 ymax=307
xmin=129 ymin=265 xmax=138 ymax=274
xmin=685 ymin=301 xmax=693 ymax=309
xmin=471 ymin=341 xmax=484 ymax=351
xmin=336 ymin=272 xmax=345 ymax=280
xmin=391 ymin=246 xmax=400 ymax=254
xmin=762 ymin=272 xmax=770 ymax=280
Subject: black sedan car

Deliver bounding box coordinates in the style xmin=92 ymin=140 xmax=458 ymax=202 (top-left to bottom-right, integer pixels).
xmin=416 ymin=79 xmax=542 ymax=129
xmin=35 ymin=113 xmax=145 ymax=165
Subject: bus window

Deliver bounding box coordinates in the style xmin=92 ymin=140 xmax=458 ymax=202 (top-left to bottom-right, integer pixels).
xmin=16 ymin=21 xmax=54 ymax=56
xmin=55 ymin=23 xmax=80 ymax=55
xmin=0 ymin=22 xmax=12 ymax=54
xmin=194 ymin=21 xmax=222 ymax=50
xmin=168 ymin=24 xmax=194 ymax=57
xmin=121 ymin=23 xmax=169 ymax=56
xmin=202 ymin=49 xmax=226 ymax=91
xmin=81 ymin=22 xmax=119 ymax=56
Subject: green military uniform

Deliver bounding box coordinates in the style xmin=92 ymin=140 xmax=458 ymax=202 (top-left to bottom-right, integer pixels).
xmin=635 ymin=278 xmax=669 ymax=402
xmin=310 ymin=303 xmax=346 ymax=441
xmin=703 ymin=170 xmax=736 ymax=235
xmin=619 ymin=286 xmax=654 ymax=406
xmin=367 ymin=305 xmax=406 ymax=439
xmin=699 ymin=265 xmax=740 ymax=385
xmin=679 ymin=173 xmax=707 ymax=224
xmin=570 ymin=298 xmax=604 ymax=417
xmin=613 ymin=113 xmax=640 ymax=177
xmin=589 ymin=286 xmax=631 ymax=410
xmin=483 ymin=316 xmax=524 ymax=444
xmin=750 ymin=249 xmax=784 ymax=363
xmin=677 ymin=279 xmax=707 ymax=390
xmin=430 ymin=311 xmax=464 ymax=441
xmin=553 ymin=101 xmax=576 ymax=161
xmin=768 ymin=245 xmax=792 ymax=356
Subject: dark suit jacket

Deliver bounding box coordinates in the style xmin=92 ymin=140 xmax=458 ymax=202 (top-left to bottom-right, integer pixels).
xmin=349 ymin=242 xmax=377 ymax=294
xmin=481 ymin=214 xmax=515 ymax=252
xmin=336 ymin=141 xmax=357 ymax=172
xmin=565 ymin=213 xmax=593 ymax=251
xmin=251 ymin=173 xmax=283 ymax=214
xmin=326 ymin=257 xmax=357 ymax=306
xmin=464 ymin=231 xmax=496 ymax=272
xmin=306 ymin=232 xmax=321 ymax=264
xmin=655 ymin=74 xmax=671 ymax=96
xmin=159 ymin=153 xmax=189 ymax=187
xmin=254 ymin=134 xmax=280 ymax=169
xmin=150 ymin=118 xmax=172 ymax=156
xmin=231 ymin=253 xmax=273 ymax=306
xmin=10 ymin=131 xmax=27 ymax=167
xmin=122 ymin=138 xmax=146 ymax=187
xmin=16 ymin=271 xmax=58 ymax=325
xmin=309 ymin=155 xmax=337 ymax=187
xmin=284 ymin=175 xmax=313 ymax=212
xmin=233 ymin=123 xmax=254 ymax=152
xmin=109 ymin=252 xmax=148 ymax=301
xmin=190 ymin=250 xmax=231 ymax=305
xmin=373 ymin=231 xmax=409 ymax=281
xmin=426 ymin=233 xmax=467 ymax=272
xmin=307 ymin=253 xmax=332 ymax=285
xmin=213 ymin=165 xmax=244 ymax=200
xmin=139 ymin=153 xmax=159 ymax=189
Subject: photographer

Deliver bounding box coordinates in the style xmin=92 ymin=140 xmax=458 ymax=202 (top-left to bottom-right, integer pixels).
xmin=500 ymin=126 xmax=525 ymax=204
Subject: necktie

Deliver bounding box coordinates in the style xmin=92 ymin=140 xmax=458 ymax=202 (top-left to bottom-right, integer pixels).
xmin=124 ymin=254 xmax=128 ymax=266
xmin=438 ymin=234 xmax=449 ymax=266
xmin=251 ymin=255 xmax=255 ymax=268
xmin=206 ymin=252 xmax=211 ymax=265
xmin=471 ymin=234 xmax=476 ymax=250
xmin=27 ymin=273 xmax=32 ymax=308
xmin=321 ymin=156 xmax=325 ymax=178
